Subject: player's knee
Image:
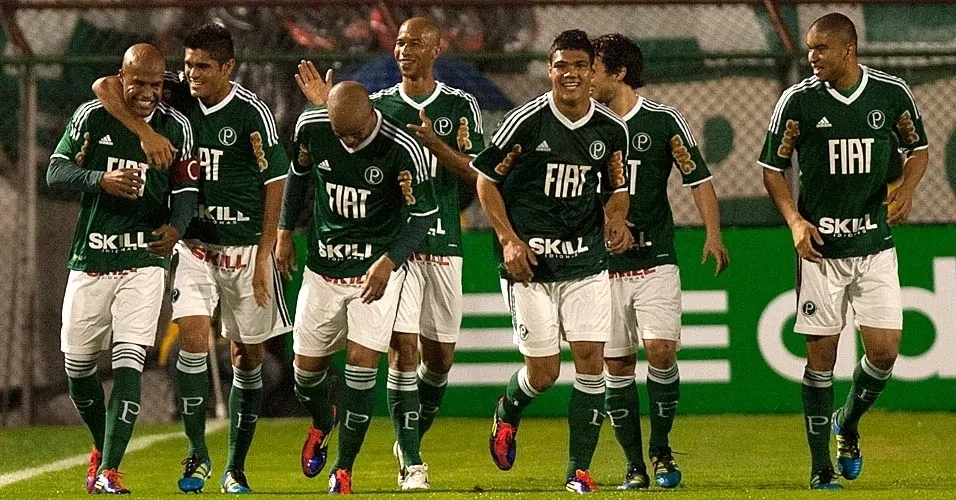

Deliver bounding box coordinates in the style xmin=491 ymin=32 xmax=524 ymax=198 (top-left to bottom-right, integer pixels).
xmin=605 ymin=354 xmax=637 ymax=376
xmin=421 ymin=349 xmax=454 ymax=374
xmin=864 ymin=350 xmax=897 ymax=371
xmin=526 ymin=364 xmax=559 ymax=393
xmin=389 ymin=333 xmax=419 ymax=371
xmin=231 ymin=342 xmax=264 ymax=370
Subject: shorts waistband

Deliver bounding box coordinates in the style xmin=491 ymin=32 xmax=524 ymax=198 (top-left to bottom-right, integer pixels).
xmin=609 ymin=267 xmax=657 ymax=280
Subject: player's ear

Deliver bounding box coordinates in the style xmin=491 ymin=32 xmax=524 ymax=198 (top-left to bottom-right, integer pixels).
xmin=222 ymin=58 xmax=237 ymax=76
xmin=615 ymin=67 xmax=627 ymax=83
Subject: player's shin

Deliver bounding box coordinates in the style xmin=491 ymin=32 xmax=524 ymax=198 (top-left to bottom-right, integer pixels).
xmin=646 ymin=364 xmax=680 ymax=453
xmin=294 ymin=364 xmax=334 ymax=431
xmin=802 ymin=367 xmax=835 ymax=473
xmin=566 ymin=373 xmax=606 ymax=477
xmin=417 ymin=363 xmax=448 ymax=437
xmin=102 ymin=343 xmax=146 ymax=471
xmin=65 ymin=353 xmax=107 ymax=452
xmin=497 ymin=366 xmax=539 ymax=425
xmin=226 ymin=365 xmax=263 ymax=472
xmin=387 ymin=369 xmax=423 ymax=465
xmin=175 ymin=350 xmax=210 ymax=458
xmin=606 ymin=373 xmax=645 ymax=469
xmin=331 ymin=364 xmax=377 ymax=472
xmin=838 ymin=355 xmax=892 ymax=432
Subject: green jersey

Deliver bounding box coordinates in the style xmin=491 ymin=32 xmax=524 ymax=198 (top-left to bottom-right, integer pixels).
xmin=370 ymin=82 xmax=485 ymax=257
xmin=759 ymin=65 xmax=928 ymax=258
xmin=164 ymin=73 xmax=288 ymax=245
xmin=471 ymin=92 xmax=630 ymax=282
xmin=609 ymin=96 xmax=713 ymax=272
xmin=52 ymin=101 xmax=196 ymax=272
xmin=292 ymin=107 xmax=438 ymax=278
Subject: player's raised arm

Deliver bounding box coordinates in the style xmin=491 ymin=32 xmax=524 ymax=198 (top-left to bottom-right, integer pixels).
xmin=92 ymin=75 xmax=176 ymax=169
xmin=407 ymin=108 xmax=480 ymax=183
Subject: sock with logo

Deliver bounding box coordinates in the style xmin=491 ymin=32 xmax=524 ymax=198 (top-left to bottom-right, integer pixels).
xmin=225 ymin=365 xmax=263 ymax=472
xmin=175 ymin=350 xmax=209 ymax=458
xmin=646 ymin=364 xmax=680 ymax=454
xmin=293 ymin=364 xmax=334 ymax=432
xmin=331 ymin=365 xmax=377 ymax=472
xmin=416 ymin=363 xmax=448 ymax=438
xmin=387 ymin=369 xmax=422 ymax=465
xmin=496 ymin=366 xmax=539 ymax=426
xmin=606 ymin=373 xmax=645 ymax=469
xmin=101 ymin=343 xmax=146 ymax=471
xmin=65 ymin=353 xmax=106 ymax=452
xmin=838 ymin=355 xmax=892 ymax=433
xmin=802 ymin=367 xmax=834 ymax=473
xmin=566 ymin=373 xmax=606 ymax=477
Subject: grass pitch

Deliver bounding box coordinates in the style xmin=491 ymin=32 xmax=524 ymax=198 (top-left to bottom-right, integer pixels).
xmin=1 ymin=412 xmax=954 ymax=499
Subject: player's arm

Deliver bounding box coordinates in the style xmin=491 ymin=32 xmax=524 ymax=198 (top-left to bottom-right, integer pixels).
xmin=91 ymin=76 xmax=176 ymax=169
xmin=277 ymin=135 xmax=315 ymax=280
xmin=691 ymin=181 xmax=728 ymax=275
xmin=406 ymin=104 xmax=484 ymax=183
xmin=886 ymin=84 xmax=930 ymax=226
xmin=151 ymin=157 xmax=200 ymax=257
xmin=602 ymin=120 xmax=633 ymax=254
xmin=763 ymin=169 xmax=822 ymax=263
xmin=476 ymin=174 xmax=536 ymax=283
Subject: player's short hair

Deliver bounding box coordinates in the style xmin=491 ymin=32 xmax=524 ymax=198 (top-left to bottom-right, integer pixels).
xmin=183 ymin=23 xmax=235 ymax=65
xmin=549 ymin=29 xmax=594 ymax=64
xmin=810 ymin=13 xmax=857 ymax=46
xmin=592 ymin=34 xmax=645 ymax=89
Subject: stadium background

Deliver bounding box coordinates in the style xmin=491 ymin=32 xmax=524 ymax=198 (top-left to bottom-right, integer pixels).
xmin=0 ymin=0 xmax=954 ymax=428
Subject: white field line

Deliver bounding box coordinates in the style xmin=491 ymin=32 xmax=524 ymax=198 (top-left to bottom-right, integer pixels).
xmin=0 ymin=419 xmax=228 ymax=489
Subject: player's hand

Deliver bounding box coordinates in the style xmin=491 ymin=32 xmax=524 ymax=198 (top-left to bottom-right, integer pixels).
xmin=147 ymin=224 xmax=179 ymax=257
xmin=406 ymin=109 xmax=441 ymax=149
xmin=502 ymin=237 xmax=537 ymax=283
xmin=295 ymin=60 xmax=333 ymax=107
xmin=252 ymin=253 xmax=271 ymax=308
xmin=604 ymin=216 xmax=633 ymax=255
xmin=361 ymin=254 xmax=394 ymax=304
xmin=701 ymin=234 xmax=729 ymax=276
xmin=275 ymin=230 xmax=298 ymax=280
xmin=100 ymin=168 xmax=144 ymax=200
xmin=140 ymin=129 xmax=177 ymax=170
xmin=790 ymin=218 xmax=824 ymax=263
xmin=885 ymin=182 xmax=915 ymax=226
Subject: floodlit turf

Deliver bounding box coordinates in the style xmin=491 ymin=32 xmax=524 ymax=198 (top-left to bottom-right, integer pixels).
xmin=1 ymin=412 xmax=954 ymax=499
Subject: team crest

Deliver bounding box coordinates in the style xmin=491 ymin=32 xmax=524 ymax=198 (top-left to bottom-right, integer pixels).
xmin=589 ymin=140 xmax=606 ymax=160
xmin=433 ymin=117 xmax=454 ymax=136
xmin=171 ymin=288 xmax=180 ymax=303
xmin=867 ymin=110 xmax=885 ymax=130
xmin=801 ymin=301 xmax=817 ymax=316
xmin=364 ymin=166 xmax=383 ymax=185
xmin=632 ymin=132 xmax=652 ymax=152
xmin=218 ymin=127 xmax=237 ymax=146
xmin=518 ymin=324 xmax=529 ymax=341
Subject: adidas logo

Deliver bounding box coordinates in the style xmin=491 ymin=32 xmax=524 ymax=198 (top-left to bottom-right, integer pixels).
xmin=318 ymin=159 xmax=331 ymax=171
xmin=98 ymin=135 xmax=114 ymax=146
xmin=535 ymin=140 xmax=551 ymax=152
xmin=816 ymin=117 xmax=832 ymax=128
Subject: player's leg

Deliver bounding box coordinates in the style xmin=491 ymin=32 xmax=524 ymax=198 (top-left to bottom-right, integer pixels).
xmin=795 ymin=258 xmax=847 ymax=490
xmin=60 ymin=270 xmax=111 ymax=493
xmin=388 ymin=259 xmax=424 ymax=484
xmin=220 ymin=340 xmax=264 ymax=494
xmin=834 ymin=249 xmax=903 ymax=480
xmin=96 ymin=267 xmax=165 ymax=494
xmin=604 ymin=275 xmax=647 ymax=489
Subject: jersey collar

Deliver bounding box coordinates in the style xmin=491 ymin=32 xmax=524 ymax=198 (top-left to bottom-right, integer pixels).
xmin=340 ymin=108 xmax=383 ymax=153
xmin=547 ymin=92 xmax=595 ymax=130
xmin=620 ymin=95 xmax=644 ymax=121
xmin=198 ymin=82 xmax=238 ymax=115
xmin=399 ymin=81 xmax=444 ymax=110
xmin=824 ymin=65 xmax=868 ymax=105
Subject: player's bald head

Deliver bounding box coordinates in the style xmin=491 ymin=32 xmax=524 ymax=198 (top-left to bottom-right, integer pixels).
xmin=328 ymin=81 xmax=375 ymax=147
xmin=122 ymin=43 xmax=165 ymax=74
xmin=810 ymin=13 xmax=857 ymax=47
xmin=399 ymin=17 xmax=441 ymax=46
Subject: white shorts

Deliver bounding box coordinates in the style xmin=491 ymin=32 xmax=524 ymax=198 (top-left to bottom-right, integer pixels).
xmin=60 ymin=267 xmax=165 ymax=355
xmin=606 ymin=264 xmax=682 ymax=358
xmin=293 ymin=267 xmax=407 ymax=357
xmin=795 ymin=248 xmax=902 ymax=335
xmin=501 ymin=272 xmax=611 ymax=357
xmin=171 ymin=240 xmax=291 ymax=344
xmin=393 ymin=254 xmax=463 ymax=343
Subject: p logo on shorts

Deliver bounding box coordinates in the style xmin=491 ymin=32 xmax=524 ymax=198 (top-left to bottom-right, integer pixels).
xmin=801 ymin=301 xmax=817 ymax=316
xmin=518 ymin=324 xmax=529 ymax=341
xmin=172 ymin=288 xmax=180 ymax=303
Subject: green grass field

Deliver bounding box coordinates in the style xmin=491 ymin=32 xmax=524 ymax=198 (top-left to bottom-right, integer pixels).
xmin=1 ymin=412 xmax=954 ymax=499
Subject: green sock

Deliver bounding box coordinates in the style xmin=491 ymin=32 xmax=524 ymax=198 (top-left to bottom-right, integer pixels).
xmin=175 ymin=350 xmax=209 ymax=458
xmin=605 ymin=374 xmax=645 ymax=469
xmin=101 ymin=344 xmax=146 ymax=472
xmin=332 ymin=364 xmax=377 ymax=472
xmin=294 ymin=365 xmax=334 ymax=432
xmin=802 ymin=367 xmax=834 ymax=473
xmin=646 ymin=364 xmax=680 ymax=454
xmin=417 ymin=363 xmax=447 ymax=438
xmin=838 ymin=356 xmax=891 ymax=432
xmin=226 ymin=365 xmax=263 ymax=472
xmin=387 ymin=369 xmax=422 ymax=465
xmin=65 ymin=354 xmax=106 ymax=452
xmin=496 ymin=367 xmax=539 ymax=425
xmin=566 ymin=373 xmax=605 ymax=477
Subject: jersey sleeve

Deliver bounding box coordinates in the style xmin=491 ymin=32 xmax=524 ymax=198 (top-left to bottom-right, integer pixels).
xmin=758 ymin=90 xmax=801 ymax=171
xmin=162 ymin=71 xmax=194 ymax=114
xmin=469 ymin=107 xmax=534 ymax=183
xmin=601 ymin=116 xmax=630 ymax=194
xmin=456 ymin=94 xmax=486 ymax=155
xmin=52 ymin=101 xmax=98 ymax=165
xmin=291 ymin=107 xmax=326 ymax=176
xmin=247 ymin=99 xmax=289 ymax=185
xmin=666 ymin=108 xmax=712 ymax=186
xmin=890 ymin=81 xmax=928 ymax=153
xmin=396 ymin=132 xmax=438 ymax=218
xmin=165 ymin=110 xmax=198 ymax=193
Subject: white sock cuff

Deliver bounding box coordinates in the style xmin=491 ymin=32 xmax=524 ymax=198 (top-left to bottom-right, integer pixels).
xmin=64 ymin=352 xmax=99 ymax=378
xmin=111 ymin=343 xmax=147 ymax=373
xmin=387 ymin=369 xmax=418 ymax=391
xmin=233 ymin=365 xmax=263 ymax=390
xmin=573 ymin=372 xmax=606 ymax=395
xmin=417 ymin=363 xmax=448 ymax=388
xmin=176 ymin=350 xmax=208 ymax=374
xmin=345 ymin=364 xmax=378 ymax=391
xmin=862 ymin=356 xmax=893 ymax=380
xmin=647 ymin=364 xmax=679 ymax=384
xmin=802 ymin=367 xmax=834 ymax=388
xmin=605 ymin=373 xmax=635 ymax=389
xmin=293 ymin=364 xmax=328 ymax=387
xmin=516 ymin=366 xmax=541 ymax=398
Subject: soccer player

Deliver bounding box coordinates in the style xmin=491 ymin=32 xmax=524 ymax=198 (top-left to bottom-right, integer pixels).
xmin=49 ymin=43 xmax=197 ymax=494
xmin=471 ymin=29 xmax=631 ymax=493
xmin=294 ymin=16 xmax=485 ymax=487
xmin=276 ymin=82 xmax=438 ymax=494
xmin=589 ymin=33 xmax=729 ymax=490
xmin=758 ymin=13 xmax=928 ymax=490
xmin=93 ymin=24 xmax=290 ymax=494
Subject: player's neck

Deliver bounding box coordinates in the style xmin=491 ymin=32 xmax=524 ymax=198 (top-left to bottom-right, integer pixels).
xmin=402 ymin=75 xmax=437 ymax=97
xmin=554 ymin=97 xmax=590 ymax=121
xmin=832 ymin=62 xmax=862 ymax=92
xmin=201 ymin=82 xmax=233 ymax=107
xmin=609 ymin=87 xmax=639 ymax=116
